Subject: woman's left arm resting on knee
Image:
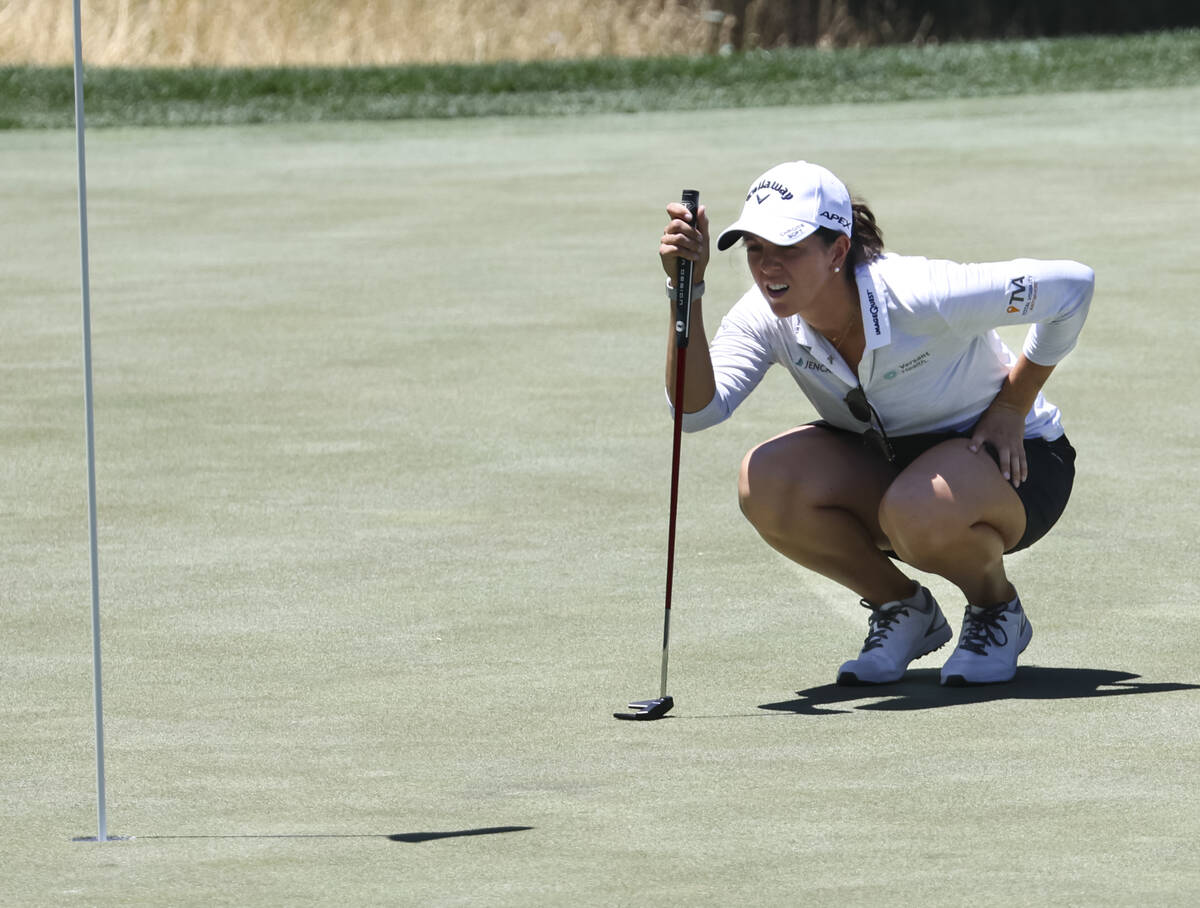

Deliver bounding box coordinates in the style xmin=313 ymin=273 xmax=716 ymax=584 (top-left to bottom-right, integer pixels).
xmin=969 ymin=357 xmax=1057 ymax=487
xmin=967 ymin=259 xmax=1096 ymax=487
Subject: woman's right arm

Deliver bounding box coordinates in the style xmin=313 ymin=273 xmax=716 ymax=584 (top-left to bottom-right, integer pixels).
xmin=659 ymin=201 xmax=717 ymax=413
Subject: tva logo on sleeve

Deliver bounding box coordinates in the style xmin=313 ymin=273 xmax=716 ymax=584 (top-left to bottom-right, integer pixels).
xmin=1006 ymin=275 xmax=1038 ymax=315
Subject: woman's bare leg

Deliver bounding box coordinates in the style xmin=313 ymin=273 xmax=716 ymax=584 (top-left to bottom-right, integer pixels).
xmin=879 ymin=439 xmax=1026 ymax=606
xmin=738 ymin=425 xmax=912 ymax=605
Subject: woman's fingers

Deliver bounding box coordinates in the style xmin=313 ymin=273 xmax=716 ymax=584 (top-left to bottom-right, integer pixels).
xmin=969 ymin=435 xmax=1027 ymax=488
xmin=660 ymin=203 xmax=707 ymax=270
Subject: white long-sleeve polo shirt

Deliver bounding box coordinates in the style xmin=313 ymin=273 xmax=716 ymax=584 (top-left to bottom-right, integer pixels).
xmin=677 ymin=254 xmax=1095 ymax=440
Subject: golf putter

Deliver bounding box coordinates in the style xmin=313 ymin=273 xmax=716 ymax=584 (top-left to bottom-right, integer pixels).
xmin=615 ymin=189 xmax=699 ymax=722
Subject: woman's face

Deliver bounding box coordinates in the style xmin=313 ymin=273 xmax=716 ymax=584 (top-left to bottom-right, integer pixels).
xmin=743 ymin=232 xmax=841 ymax=319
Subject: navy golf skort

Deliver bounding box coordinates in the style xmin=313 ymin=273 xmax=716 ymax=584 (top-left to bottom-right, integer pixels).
xmin=814 ymin=422 xmax=1077 ymax=553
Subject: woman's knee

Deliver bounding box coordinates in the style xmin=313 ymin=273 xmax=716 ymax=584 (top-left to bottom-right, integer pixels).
xmin=879 ymin=455 xmax=1022 ymax=561
xmin=737 ymin=433 xmax=825 ymax=536
xmin=739 ymin=426 xmax=890 ymax=536
xmin=738 ymin=443 xmax=786 ymax=531
xmin=878 ymin=480 xmax=961 ymax=561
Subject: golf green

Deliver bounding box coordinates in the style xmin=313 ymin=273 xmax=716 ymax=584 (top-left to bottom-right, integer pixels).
xmin=2 ymin=85 xmax=1198 ymax=905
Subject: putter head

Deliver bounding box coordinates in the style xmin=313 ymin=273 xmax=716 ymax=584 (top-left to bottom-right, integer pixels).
xmin=613 ymin=695 xmax=674 ymax=721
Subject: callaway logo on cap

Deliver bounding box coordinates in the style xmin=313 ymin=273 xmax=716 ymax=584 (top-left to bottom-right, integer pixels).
xmin=717 ymin=161 xmax=853 ymax=251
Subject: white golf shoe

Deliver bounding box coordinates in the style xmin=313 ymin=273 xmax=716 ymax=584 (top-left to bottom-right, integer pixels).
xmin=940 ymin=595 xmax=1032 ymax=686
xmin=837 ymin=585 xmax=952 ymax=685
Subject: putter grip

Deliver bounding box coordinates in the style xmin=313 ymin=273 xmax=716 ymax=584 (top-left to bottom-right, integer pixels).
xmin=674 ymin=190 xmax=700 ymax=350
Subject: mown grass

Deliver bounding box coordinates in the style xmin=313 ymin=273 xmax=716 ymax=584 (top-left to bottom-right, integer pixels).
xmin=5 ymin=84 xmax=1200 ymax=905
xmin=2 ymin=29 xmax=1198 ymax=130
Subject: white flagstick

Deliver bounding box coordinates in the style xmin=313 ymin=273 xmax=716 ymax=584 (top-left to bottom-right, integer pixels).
xmin=71 ymin=0 xmax=108 ymax=844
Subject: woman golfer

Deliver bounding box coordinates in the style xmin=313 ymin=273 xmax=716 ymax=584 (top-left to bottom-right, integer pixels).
xmin=658 ymin=161 xmax=1093 ymax=685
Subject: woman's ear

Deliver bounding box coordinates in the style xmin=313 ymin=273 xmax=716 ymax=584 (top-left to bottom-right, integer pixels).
xmin=833 ymin=234 xmax=851 ymax=270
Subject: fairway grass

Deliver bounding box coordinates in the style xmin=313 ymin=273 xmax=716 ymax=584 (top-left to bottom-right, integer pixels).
xmin=2 ymin=86 xmax=1199 ymax=905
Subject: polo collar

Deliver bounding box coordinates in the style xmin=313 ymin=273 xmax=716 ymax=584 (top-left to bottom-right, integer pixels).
xmin=857 ymin=264 xmax=892 ymax=350
xmin=787 ymin=266 xmax=893 ymax=354
xmin=790 ymin=314 xmax=858 ymax=385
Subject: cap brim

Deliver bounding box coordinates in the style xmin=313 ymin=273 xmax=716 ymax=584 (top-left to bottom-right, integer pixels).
xmin=716 ymin=218 xmax=819 ymax=252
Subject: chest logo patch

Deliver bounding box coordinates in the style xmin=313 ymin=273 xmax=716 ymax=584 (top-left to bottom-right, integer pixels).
xmin=887 ymin=351 xmax=931 ymax=377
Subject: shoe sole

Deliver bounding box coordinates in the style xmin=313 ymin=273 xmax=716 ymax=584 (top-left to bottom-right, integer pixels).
xmin=836 ymin=620 xmax=953 ymax=686
xmin=941 ymin=623 xmax=1033 ymax=687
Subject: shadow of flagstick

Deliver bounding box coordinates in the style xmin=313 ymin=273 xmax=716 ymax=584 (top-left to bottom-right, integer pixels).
xmin=389 ymin=826 xmax=534 ymax=843
xmin=78 ymin=826 xmax=534 ymax=844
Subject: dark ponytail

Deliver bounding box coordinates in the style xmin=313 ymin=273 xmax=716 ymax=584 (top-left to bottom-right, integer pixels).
xmin=816 ymin=199 xmax=884 ymax=274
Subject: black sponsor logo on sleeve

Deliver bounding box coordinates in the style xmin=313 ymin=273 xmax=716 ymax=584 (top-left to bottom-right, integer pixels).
xmin=1006 ymin=275 xmax=1038 ymax=316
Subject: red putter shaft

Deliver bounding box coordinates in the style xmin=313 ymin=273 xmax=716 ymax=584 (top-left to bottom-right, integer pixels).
xmin=614 ymin=188 xmax=699 ymax=722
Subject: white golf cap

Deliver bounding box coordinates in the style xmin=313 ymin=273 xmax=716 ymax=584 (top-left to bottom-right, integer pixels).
xmin=716 ymin=161 xmax=853 ymax=251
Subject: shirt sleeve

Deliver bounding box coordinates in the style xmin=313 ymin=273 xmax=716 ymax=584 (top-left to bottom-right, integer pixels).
xmin=919 ymin=258 xmax=1095 ymax=366
xmin=670 ymin=293 xmax=777 ymax=432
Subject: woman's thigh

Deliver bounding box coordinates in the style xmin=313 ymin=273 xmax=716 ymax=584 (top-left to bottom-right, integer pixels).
xmin=739 ymin=424 xmax=899 ymax=546
xmin=881 ymin=438 xmax=1027 ymax=551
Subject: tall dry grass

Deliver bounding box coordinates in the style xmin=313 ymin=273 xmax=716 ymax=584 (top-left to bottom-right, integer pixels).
xmin=0 ymin=0 xmax=715 ymax=66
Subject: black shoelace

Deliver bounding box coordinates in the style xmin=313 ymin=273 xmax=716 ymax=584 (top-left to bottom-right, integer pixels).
xmin=957 ymin=605 xmax=1012 ymax=655
xmin=859 ymin=600 xmax=911 ymax=652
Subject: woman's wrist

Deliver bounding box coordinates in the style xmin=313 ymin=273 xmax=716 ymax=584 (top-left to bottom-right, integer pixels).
xmin=665 ymin=278 xmax=705 ymax=300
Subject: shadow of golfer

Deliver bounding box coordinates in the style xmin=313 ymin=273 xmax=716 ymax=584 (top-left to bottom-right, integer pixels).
xmin=759 ymin=667 xmax=1200 ymax=715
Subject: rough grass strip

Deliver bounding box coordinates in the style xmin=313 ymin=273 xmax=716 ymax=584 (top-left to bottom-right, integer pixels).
xmin=2 ymin=29 xmax=1198 ymax=129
